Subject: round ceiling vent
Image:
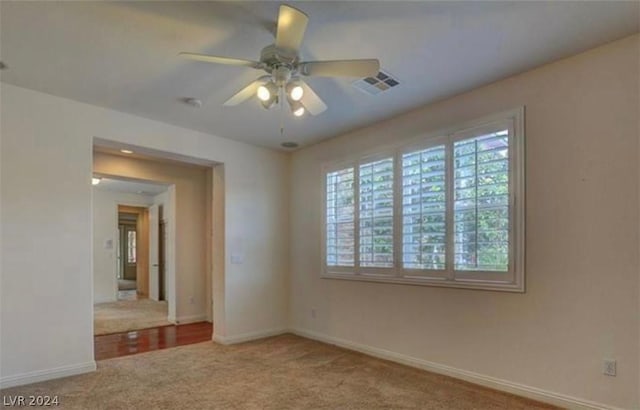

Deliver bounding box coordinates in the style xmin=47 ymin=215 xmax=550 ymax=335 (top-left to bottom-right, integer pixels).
xmin=181 ymin=97 xmax=202 ymax=108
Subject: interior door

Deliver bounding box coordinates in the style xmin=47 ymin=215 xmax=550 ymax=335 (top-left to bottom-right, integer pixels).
xmin=148 ymin=204 xmax=160 ymax=301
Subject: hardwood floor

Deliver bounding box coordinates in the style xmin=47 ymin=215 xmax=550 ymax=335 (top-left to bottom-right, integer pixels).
xmin=94 ymin=322 xmax=213 ymax=361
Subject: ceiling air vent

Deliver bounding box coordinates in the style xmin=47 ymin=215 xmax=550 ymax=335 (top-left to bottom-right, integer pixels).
xmin=352 ymin=70 xmax=399 ymax=96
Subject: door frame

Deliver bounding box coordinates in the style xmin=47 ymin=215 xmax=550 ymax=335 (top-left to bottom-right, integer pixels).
xmin=159 ymin=218 xmax=166 ymax=301
xmin=116 ymin=205 xmax=150 ymax=297
xmin=148 ymin=204 xmax=160 ymax=301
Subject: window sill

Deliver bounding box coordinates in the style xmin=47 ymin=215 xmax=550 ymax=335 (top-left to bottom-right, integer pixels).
xmin=321 ymin=272 xmax=524 ymax=293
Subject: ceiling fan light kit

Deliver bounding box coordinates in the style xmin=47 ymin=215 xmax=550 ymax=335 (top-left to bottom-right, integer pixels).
xmin=286 ymin=79 xmax=304 ymax=101
xmin=290 ymin=100 xmax=305 ymax=117
xmin=261 ymin=95 xmax=278 ymax=110
xmin=257 ymin=81 xmax=278 ymax=102
xmin=179 ymin=4 xmax=380 ymax=118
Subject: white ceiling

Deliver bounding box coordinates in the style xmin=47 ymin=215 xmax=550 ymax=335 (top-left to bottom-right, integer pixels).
xmin=94 ymin=177 xmax=168 ymax=196
xmin=1 ymin=1 xmax=637 ymax=150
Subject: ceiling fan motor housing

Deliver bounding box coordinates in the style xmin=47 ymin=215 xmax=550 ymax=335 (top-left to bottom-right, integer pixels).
xmin=273 ymin=66 xmax=293 ymax=86
xmin=261 ymin=45 xmax=298 ymax=72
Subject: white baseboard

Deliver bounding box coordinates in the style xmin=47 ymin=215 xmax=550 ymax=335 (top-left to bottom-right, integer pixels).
xmin=213 ymin=327 xmax=288 ymax=345
xmin=175 ymin=314 xmax=208 ymax=325
xmin=291 ymin=328 xmax=623 ymax=410
xmin=0 ymin=361 xmax=96 ymax=389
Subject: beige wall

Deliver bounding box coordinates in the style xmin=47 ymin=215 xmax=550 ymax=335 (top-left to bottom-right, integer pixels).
xmin=289 ymin=35 xmax=639 ymax=408
xmin=93 ymin=152 xmax=209 ymax=323
xmin=1 ymin=81 xmax=290 ymax=387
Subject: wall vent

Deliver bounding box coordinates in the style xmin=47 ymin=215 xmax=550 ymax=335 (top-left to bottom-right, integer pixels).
xmin=352 ymin=69 xmax=399 ymax=95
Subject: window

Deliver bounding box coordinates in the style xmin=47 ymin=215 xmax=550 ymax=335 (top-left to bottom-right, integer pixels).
xmin=325 ymin=167 xmax=355 ymax=267
xmin=401 ymin=145 xmax=447 ymax=271
xmin=359 ymin=158 xmax=394 ymax=268
xmin=127 ymin=230 xmax=137 ymax=264
xmin=453 ymin=130 xmax=510 ymax=272
xmin=322 ymin=108 xmax=524 ymax=291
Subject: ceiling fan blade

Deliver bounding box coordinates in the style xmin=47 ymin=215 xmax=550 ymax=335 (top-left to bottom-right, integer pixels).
xmin=300 ymin=81 xmax=327 ymax=116
xmin=179 ymin=52 xmax=264 ymax=69
xmin=275 ymin=5 xmax=308 ymax=53
xmin=223 ymin=76 xmax=270 ymax=106
xmin=299 ymin=59 xmax=380 ymax=78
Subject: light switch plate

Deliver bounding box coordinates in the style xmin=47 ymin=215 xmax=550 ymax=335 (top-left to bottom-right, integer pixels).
xmin=603 ymin=359 xmax=617 ymax=377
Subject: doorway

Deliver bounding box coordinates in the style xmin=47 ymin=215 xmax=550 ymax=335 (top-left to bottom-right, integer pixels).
xmin=91 ymin=142 xmax=220 ymax=353
xmin=92 ymin=178 xmax=172 ymax=336
xmin=116 ymin=205 xmax=150 ymax=299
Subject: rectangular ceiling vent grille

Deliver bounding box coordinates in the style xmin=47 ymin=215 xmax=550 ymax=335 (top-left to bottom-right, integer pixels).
xmin=352 ymin=70 xmax=399 ymax=95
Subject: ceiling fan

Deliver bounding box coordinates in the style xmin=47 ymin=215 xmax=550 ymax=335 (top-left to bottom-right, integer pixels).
xmin=179 ymin=4 xmax=380 ymax=117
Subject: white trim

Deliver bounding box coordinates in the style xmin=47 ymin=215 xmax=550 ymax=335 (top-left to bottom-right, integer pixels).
xmin=291 ymin=328 xmax=622 ymax=410
xmin=513 ymin=106 xmax=526 ymax=293
xmin=175 ymin=314 xmax=208 ymax=324
xmin=321 ymin=272 xmax=525 ymax=292
xmin=165 ymin=185 xmax=178 ymax=323
xmin=0 ymin=361 xmax=96 ymax=389
xmin=353 ymin=160 xmax=361 ymax=271
xmin=212 ymin=328 xmax=288 ymax=345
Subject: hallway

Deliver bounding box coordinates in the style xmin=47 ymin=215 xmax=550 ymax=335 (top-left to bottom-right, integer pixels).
xmin=94 ymin=298 xmax=170 ymax=336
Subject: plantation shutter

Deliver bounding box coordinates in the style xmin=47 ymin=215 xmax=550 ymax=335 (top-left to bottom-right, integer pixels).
xmin=401 ymin=145 xmax=447 ymax=270
xmin=453 ymin=129 xmax=510 ymax=272
xmin=326 ymin=167 xmax=355 ymax=267
xmin=359 ymin=158 xmax=394 ymax=268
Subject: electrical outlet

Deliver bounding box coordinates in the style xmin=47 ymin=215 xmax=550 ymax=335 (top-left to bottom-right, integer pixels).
xmin=311 ymin=309 xmax=316 ymax=319
xmin=603 ymin=359 xmax=616 ymax=376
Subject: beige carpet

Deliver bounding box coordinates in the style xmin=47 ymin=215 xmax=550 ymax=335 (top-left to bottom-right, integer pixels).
xmin=1 ymin=334 xmax=557 ymax=409
xmin=94 ymin=299 xmax=170 ymax=335
xmin=118 ymin=279 xmax=137 ymax=291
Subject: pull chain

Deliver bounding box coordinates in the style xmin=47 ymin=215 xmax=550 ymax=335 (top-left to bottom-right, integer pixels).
xmin=279 ymin=86 xmax=285 ymax=137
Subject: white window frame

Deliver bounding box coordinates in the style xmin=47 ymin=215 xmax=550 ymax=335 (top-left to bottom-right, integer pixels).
xmin=321 ymin=107 xmax=525 ymax=292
